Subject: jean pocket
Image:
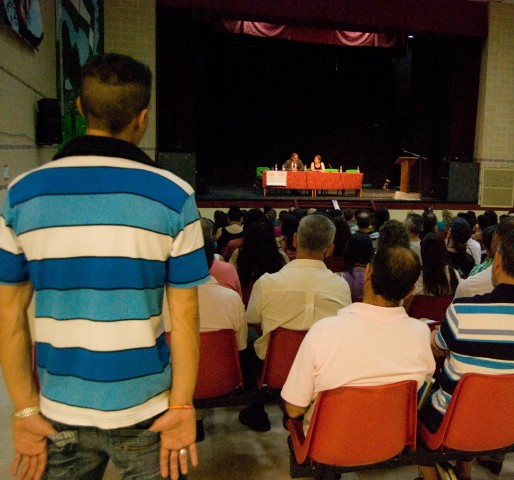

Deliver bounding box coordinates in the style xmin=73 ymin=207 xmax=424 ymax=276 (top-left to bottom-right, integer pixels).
xmin=117 ymin=429 xmax=160 ymax=452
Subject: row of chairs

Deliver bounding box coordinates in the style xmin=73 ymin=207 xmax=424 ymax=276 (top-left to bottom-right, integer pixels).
xmin=288 ymin=373 xmax=514 ymax=479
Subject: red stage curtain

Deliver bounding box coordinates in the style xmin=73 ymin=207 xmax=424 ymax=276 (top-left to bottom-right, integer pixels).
xmin=219 ymin=20 xmax=404 ymax=48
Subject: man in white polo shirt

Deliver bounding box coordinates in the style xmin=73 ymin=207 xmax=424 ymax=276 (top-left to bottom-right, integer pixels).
xmin=282 ymin=245 xmax=435 ymax=434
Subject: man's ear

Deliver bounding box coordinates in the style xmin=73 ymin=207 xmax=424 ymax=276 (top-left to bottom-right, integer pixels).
xmin=324 ymin=243 xmax=334 ymax=259
xmin=364 ymin=263 xmax=372 ymax=282
xmin=293 ymin=232 xmax=298 ymax=249
xmin=136 ymin=108 xmax=149 ymax=131
xmin=77 ymin=97 xmax=84 ymax=115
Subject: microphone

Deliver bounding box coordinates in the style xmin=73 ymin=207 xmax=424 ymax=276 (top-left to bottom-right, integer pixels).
xmin=328 ymin=164 xmax=333 ymax=169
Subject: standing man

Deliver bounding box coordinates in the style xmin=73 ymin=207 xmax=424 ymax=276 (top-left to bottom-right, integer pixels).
xmin=0 ymin=54 xmax=209 ymax=480
xmin=283 ymin=152 xmax=305 ymax=171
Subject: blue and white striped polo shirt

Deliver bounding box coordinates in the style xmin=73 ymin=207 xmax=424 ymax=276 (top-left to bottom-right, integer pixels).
xmin=0 ymin=136 xmax=209 ymax=428
xmin=430 ymin=284 xmax=514 ymax=417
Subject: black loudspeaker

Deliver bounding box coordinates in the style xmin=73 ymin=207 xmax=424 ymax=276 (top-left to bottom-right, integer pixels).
xmin=157 ymin=152 xmax=196 ymax=189
xmin=446 ymin=161 xmax=479 ymax=202
xmin=36 ymin=98 xmax=62 ymax=145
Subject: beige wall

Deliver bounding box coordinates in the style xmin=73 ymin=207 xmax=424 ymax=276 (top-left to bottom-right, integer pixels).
xmin=475 ymin=2 xmax=514 ymax=166
xmin=0 ymin=2 xmax=57 ymax=204
xmin=104 ymin=1 xmax=157 ymax=160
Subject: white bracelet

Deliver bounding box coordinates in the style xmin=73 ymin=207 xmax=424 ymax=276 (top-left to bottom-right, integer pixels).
xmin=12 ymin=406 xmax=40 ymax=420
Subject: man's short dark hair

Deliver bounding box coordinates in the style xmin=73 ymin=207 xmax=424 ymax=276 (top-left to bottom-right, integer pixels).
xmin=422 ymin=210 xmax=438 ymax=231
xmin=356 ymin=210 xmax=371 ymax=229
xmin=371 ymin=245 xmax=421 ymax=303
xmin=406 ymin=213 xmax=424 ymax=235
xmin=498 ymin=230 xmax=514 ymax=278
xmin=377 ymin=220 xmax=410 ymax=249
xmin=482 ymin=225 xmax=496 ymax=252
xmin=227 ymin=205 xmax=242 ymax=222
xmin=80 ymin=53 xmax=152 ymax=135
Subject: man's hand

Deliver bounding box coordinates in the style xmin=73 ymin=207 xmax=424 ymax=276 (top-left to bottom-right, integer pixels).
xmin=149 ymin=408 xmax=198 ymax=479
xmin=11 ymin=414 xmax=57 ymax=480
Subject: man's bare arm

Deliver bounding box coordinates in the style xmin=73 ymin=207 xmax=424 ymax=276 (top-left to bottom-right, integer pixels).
xmin=285 ymin=401 xmax=309 ymax=419
xmin=150 ymin=285 xmax=200 ymax=480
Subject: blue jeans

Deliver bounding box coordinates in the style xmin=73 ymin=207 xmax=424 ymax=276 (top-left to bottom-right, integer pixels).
xmin=44 ymin=416 xmax=188 ymax=479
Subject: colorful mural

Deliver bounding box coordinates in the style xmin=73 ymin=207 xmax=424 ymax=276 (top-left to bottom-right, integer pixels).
xmin=56 ymin=0 xmax=103 ymax=145
xmin=0 ymin=0 xmax=44 ymax=49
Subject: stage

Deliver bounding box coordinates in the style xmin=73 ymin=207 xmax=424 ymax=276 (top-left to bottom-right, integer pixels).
xmin=196 ymin=183 xmax=480 ymax=212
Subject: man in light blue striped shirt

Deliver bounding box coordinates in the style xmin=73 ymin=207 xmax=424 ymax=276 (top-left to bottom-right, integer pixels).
xmin=0 ymin=53 xmax=208 ymax=480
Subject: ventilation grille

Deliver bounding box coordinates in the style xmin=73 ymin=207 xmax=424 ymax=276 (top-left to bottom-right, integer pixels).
xmin=480 ymin=168 xmax=514 ymax=208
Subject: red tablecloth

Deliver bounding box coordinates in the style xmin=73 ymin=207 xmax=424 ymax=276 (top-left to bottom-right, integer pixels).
xmin=262 ymin=171 xmax=364 ymax=196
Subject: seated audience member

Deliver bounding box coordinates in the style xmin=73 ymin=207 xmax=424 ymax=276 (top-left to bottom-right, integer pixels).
xmin=324 ymin=216 xmax=351 ymax=273
xmin=437 ymin=209 xmax=454 ymax=235
xmin=469 ymin=224 xmax=496 ymax=277
xmin=344 ymin=208 xmax=357 ymax=233
xmin=199 ymin=222 xmax=247 ymax=351
xmin=341 ymin=233 xmax=374 ymax=302
xmin=281 ymin=245 xmax=435 ymax=434
xmin=446 ymin=217 xmax=476 ymax=278
xmin=274 ymin=209 xmax=288 ymax=237
xmin=215 ymin=205 xmax=243 ymax=255
xmin=406 ymin=213 xmax=424 ymax=263
xmin=225 ymin=208 xmax=266 ymax=262
xmin=201 ymin=219 xmax=242 ymax=298
xmin=355 ymin=210 xmax=372 ymax=235
xmin=420 ymin=208 xmax=438 ymax=240
xmin=213 ymin=209 xmax=229 ymax=237
xmin=264 ymin=205 xmax=278 ymax=226
xmin=234 ymin=220 xmax=288 ymax=306
xmin=404 ymin=233 xmax=460 ymax=312
xmin=369 ymin=206 xmax=390 ymax=250
xmin=279 ymin=213 xmax=300 ymax=261
xmin=457 ymin=212 xmax=481 ymax=265
xmin=454 ymin=217 xmax=514 ymax=299
xmin=241 ymin=214 xmax=352 ymax=431
xmin=310 ymin=154 xmax=325 ymax=171
xmin=417 ymin=230 xmax=514 ymax=480
xmin=376 ymin=219 xmax=410 ymax=250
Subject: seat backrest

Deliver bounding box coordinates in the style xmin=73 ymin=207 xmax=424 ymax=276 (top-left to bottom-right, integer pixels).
xmin=431 ymin=373 xmax=514 ymax=451
xmin=409 ymin=295 xmax=453 ymax=323
xmin=256 ymin=166 xmax=270 ymax=178
xmin=258 ymin=327 xmax=307 ymax=389
xmin=304 ymin=381 xmax=417 ymax=466
xmin=193 ymin=329 xmax=243 ymax=399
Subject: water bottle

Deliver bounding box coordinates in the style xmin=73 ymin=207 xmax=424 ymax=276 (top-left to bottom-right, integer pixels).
xmin=275 ymin=163 xmax=278 ymax=171
xmin=339 ymin=166 xmax=342 ymax=172
xmin=357 ymin=165 xmax=360 ymax=173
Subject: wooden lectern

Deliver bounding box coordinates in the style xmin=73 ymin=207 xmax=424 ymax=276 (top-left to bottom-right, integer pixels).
xmin=395 ymin=157 xmax=417 ymax=193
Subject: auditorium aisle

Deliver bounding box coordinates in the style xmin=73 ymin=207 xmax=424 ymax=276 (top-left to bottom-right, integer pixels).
xmin=1 ymin=371 xmax=513 ymax=479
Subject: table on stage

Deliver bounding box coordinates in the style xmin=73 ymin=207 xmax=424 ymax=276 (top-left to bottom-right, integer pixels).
xmin=262 ymin=170 xmax=364 ymax=197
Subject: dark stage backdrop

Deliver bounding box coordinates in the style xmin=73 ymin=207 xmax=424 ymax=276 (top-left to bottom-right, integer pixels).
xmin=157 ymin=8 xmax=482 ymax=194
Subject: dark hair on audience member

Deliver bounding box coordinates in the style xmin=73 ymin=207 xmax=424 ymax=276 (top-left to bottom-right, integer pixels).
xmin=200 ymin=219 xmax=216 ymax=269
xmin=213 ymin=210 xmax=228 ymax=232
xmin=373 ymin=207 xmax=390 ymax=232
xmin=356 ymin=210 xmax=371 ymax=229
xmin=422 ymin=209 xmax=438 ymax=232
xmin=482 ymin=225 xmax=496 ymax=253
xmin=243 ymin=208 xmax=266 ymax=231
xmin=343 ymin=234 xmax=374 ymax=272
xmin=496 ymin=216 xmax=514 ymax=239
xmin=331 ymin=209 xmax=343 ymax=219
xmin=477 ymin=209 xmax=497 ymax=231
xmin=498 ymin=230 xmax=514 ymax=278
xmin=281 ymin=214 xmax=300 ymax=252
xmin=227 ymin=205 xmax=242 ymax=222
xmin=406 ymin=213 xmax=424 ymax=236
xmin=297 ymin=214 xmax=336 ymax=253
xmin=236 ymin=220 xmax=285 ymax=288
xmin=372 ymin=245 xmax=421 ymax=303
xmin=377 ymin=220 xmax=410 ymax=249
xmin=420 ymin=233 xmax=459 ymax=296
xmin=263 ymin=205 xmax=277 ymax=223
xmin=457 ymin=212 xmax=474 ymax=229
xmin=467 ymin=211 xmax=477 ymax=226
xmin=343 ymin=208 xmax=354 ymax=222
xmin=332 ymin=217 xmax=352 ymax=257
xmin=80 ymin=53 xmax=152 ymax=135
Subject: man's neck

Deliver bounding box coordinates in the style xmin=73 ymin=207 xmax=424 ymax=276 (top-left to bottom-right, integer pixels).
xmin=85 ymin=128 xmax=137 ymax=145
xmin=296 ymin=250 xmax=324 ymax=262
xmin=363 ymin=291 xmax=400 ymax=308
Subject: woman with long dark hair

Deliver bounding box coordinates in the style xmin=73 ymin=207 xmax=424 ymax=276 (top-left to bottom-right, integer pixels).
xmin=235 ymin=220 xmax=288 ymax=306
xmin=341 ymin=234 xmax=374 ymax=303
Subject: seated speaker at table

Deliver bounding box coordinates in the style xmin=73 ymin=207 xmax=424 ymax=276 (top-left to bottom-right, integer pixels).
xmin=283 ymin=152 xmax=304 ymax=171
xmin=310 ymin=154 xmax=325 ymax=171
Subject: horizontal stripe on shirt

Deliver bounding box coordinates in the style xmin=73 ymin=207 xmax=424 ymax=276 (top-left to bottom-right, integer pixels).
xmin=36 ymin=315 xmax=165 ymax=351
xmin=35 ymin=287 xmax=164 ymax=321
xmin=0 ymin=248 xmax=28 ymax=283
xmin=38 ymin=363 xmax=172 ymax=411
xmin=36 ymin=333 xmax=169 ymax=382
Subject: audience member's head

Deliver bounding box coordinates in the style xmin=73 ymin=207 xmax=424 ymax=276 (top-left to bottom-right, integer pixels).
xmin=493 ymin=216 xmax=514 ymax=255
xmin=356 ymin=210 xmax=371 ymax=230
xmin=370 ymin=245 xmax=421 ymax=304
xmin=441 ymin=209 xmax=454 ymax=231
xmin=377 ymin=220 xmax=410 ymax=249
xmin=263 ymin=205 xmax=277 ymax=224
xmin=494 ymin=230 xmax=514 ymax=285
xmin=450 ymin=217 xmax=472 ymax=245
xmin=227 ymin=205 xmax=243 ymax=223
xmin=243 ymin=208 xmax=266 ymax=231
xmin=373 ymin=207 xmax=390 ymax=233
xmin=482 ymin=225 xmax=497 ymax=258
xmin=457 ymin=212 xmax=474 ymax=230
xmin=343 ymin=208 xmax=354 ymax=223
xmin=343 ymin=233 xmax=374 ymax=272
xmin=281 ymin=214 xmax=300 ymax=251
xmin=80 ymin=53 xmax=152 ymax=137
xmin=406 ymin=213 xmax=424 ymax=239
xmin=477 ymin=209 xmax=498 ymax=232
xmin=332 ymin=217 xmax=352 ymax=257
xmin=296 ymin=214 xmax=336 ymax=258
xmin=421 ymin=208 xmax=438 ymax=237
xmin=213 ymin=210 xmax=229 ymax=232
xmin=200 ymin=218 xmax=216 ymax=269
